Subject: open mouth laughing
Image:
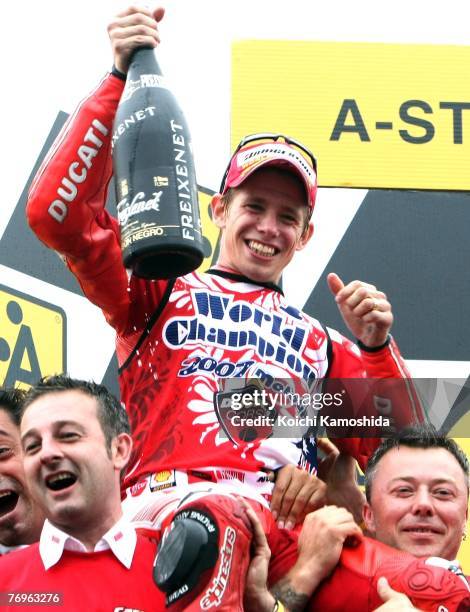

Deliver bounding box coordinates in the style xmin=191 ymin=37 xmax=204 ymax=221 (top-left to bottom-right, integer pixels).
xmin=45 ymin=472 xmax=77 ymax=492
xmin=0 ymin=490 xmax=19 ymax=517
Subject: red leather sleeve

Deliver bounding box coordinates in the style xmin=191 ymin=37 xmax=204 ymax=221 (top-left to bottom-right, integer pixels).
xmin=324 ymin=331 xmax=425 ymax=471
xmin=26 ymin=74 xmax=168 ymax=341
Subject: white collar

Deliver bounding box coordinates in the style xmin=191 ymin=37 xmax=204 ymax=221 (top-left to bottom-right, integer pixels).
xmin=39 ymin=516 xmax=137 ymax=570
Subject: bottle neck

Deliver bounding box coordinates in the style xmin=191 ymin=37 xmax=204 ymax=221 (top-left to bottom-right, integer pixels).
xmin=129 ymin=47 xmax=162 ymax=76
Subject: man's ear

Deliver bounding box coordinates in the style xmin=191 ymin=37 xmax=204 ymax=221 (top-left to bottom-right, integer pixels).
xmin=211 ymin=194 xmax=227 ymax=230
xmin=111 ymin=433 xmax=133 ymax=472
xmin=296 ymin=221 xmax=314 ymax=251
xmin=461 ymin=503 xmax=468 ymax=539
xmin=363 ymin=501 xmax=376 ymax=535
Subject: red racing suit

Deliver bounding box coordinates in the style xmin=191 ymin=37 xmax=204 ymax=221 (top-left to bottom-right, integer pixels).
xmin=309 ymin=537 xmax=470 ymax=611
xmin=26 ymin=73 xmax=424 ymax=609
xmin=26 ymin=72 xmax=423 ymax=492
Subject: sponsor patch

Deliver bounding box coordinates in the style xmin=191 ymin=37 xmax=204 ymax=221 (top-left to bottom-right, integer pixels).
xmin=150 ymin=470 xmax=177 ymax=492
xmin=200 ymin=527 xmax=236 ymax=609
xmin=129 ymin=480 xmax=147 ymax=498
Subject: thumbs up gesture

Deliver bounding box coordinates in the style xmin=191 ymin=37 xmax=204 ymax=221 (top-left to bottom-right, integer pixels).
xmin=327 ymin=273 xmax=393 ymax=349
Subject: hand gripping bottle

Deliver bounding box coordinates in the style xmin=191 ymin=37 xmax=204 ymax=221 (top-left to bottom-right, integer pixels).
xmin=112 ymin=48 xmax=204 ymax=279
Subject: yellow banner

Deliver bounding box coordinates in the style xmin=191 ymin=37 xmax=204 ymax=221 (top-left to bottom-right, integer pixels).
xmin=232 ymin=41 xmax=470 ymax=190
xmin=0 ymin=285 xmax=66 ymax=389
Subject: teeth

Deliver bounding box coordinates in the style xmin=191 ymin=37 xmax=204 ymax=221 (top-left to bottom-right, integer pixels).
xmin=248 ymin=240 xmax=276 ymax=257
xmin=46 ymin=472 xmax=77 ymax=492
xmin=48 ymin=473 xmax=72 ymax=484
xmin=0 ymin=491 xmax=13 ymax=499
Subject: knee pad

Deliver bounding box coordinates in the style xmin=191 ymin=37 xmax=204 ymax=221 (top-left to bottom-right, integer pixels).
xmin=372 ymin=556 xmax=470 ymax=612
xmin=154 ymin=508 xmax=219 ymax=607
xmin=309 ymin=537 xmax=470 ymax=612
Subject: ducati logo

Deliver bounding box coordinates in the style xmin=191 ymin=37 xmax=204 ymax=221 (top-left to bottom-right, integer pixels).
xmin=214 ymin=384 xmax=275 ymax=445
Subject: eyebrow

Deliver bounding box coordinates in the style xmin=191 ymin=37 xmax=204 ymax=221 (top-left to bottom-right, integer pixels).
xmin=21 ymin=420 xmax=86 ymax=443
xmin=255 ymin=198 xmax=302 ymax=218
xmin=389 ymin=476 xmax=457 ymax=486
xmin=0 ymin=429 xmax=14 ymax=439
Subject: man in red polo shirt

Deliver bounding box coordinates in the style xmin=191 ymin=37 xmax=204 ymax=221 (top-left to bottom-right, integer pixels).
xmin=0 ymin=376 xmax=165 ymax=610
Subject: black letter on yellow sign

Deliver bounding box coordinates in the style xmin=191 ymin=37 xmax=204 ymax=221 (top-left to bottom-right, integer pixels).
xmin=439 ymin=102 xmax=470 ymax=144
xmin=399 ymin=100 xmax=434 ymax=144
xmin=330 ymin=99 xmax=371 ymax=141
xmin=4 ymin=325 xmax=42 ymax=387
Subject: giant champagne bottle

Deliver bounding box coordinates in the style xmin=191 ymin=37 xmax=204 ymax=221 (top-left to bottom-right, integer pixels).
xmin=112 ymin=48 xmax=204 ymax=279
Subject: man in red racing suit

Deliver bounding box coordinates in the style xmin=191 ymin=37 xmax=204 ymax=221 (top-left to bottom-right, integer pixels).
xmin=25 ymin=6 xmax=424 ymax=609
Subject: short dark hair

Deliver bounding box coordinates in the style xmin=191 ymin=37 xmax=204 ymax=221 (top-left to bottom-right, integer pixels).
xmin=0 ymin=387 xmax=27 ymax=427
xmin=364 ymin=424 xmax=469 ymax=502
xmin=22 ymin=375 xmax=130 ymax=450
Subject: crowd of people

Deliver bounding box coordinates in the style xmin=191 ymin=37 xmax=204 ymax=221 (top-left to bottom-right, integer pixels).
xmin=0 ymin=4 xmax=468 ymax=611
xmin=1 ymin=380 xmax=469 ymax=610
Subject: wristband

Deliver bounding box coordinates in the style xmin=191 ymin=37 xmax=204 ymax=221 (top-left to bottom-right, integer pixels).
xmin=356 ymin=334 xmax=391 ymax=353
xmin=111 ymin=64 xmax=127 ymax=81
xmin=273 ymin=601 xmax=286 ymax=612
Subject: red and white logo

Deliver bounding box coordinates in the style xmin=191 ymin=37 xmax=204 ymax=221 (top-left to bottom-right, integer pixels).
xmin=129 ymin=480 xmax=147 ymax=497
xmin=200 ymin=527 xmax=236 ymax=608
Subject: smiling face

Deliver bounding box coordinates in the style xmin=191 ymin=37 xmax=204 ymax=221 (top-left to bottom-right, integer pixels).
xmin=364 ymin=446 xmax=469 ymax=560
xmin=212 ymin=167 xmax=313 ymax=284
xmin=0 ymin=408 xmax=43 ymax=546
xmin=21 ymin=390 xmax=130 ymax=544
